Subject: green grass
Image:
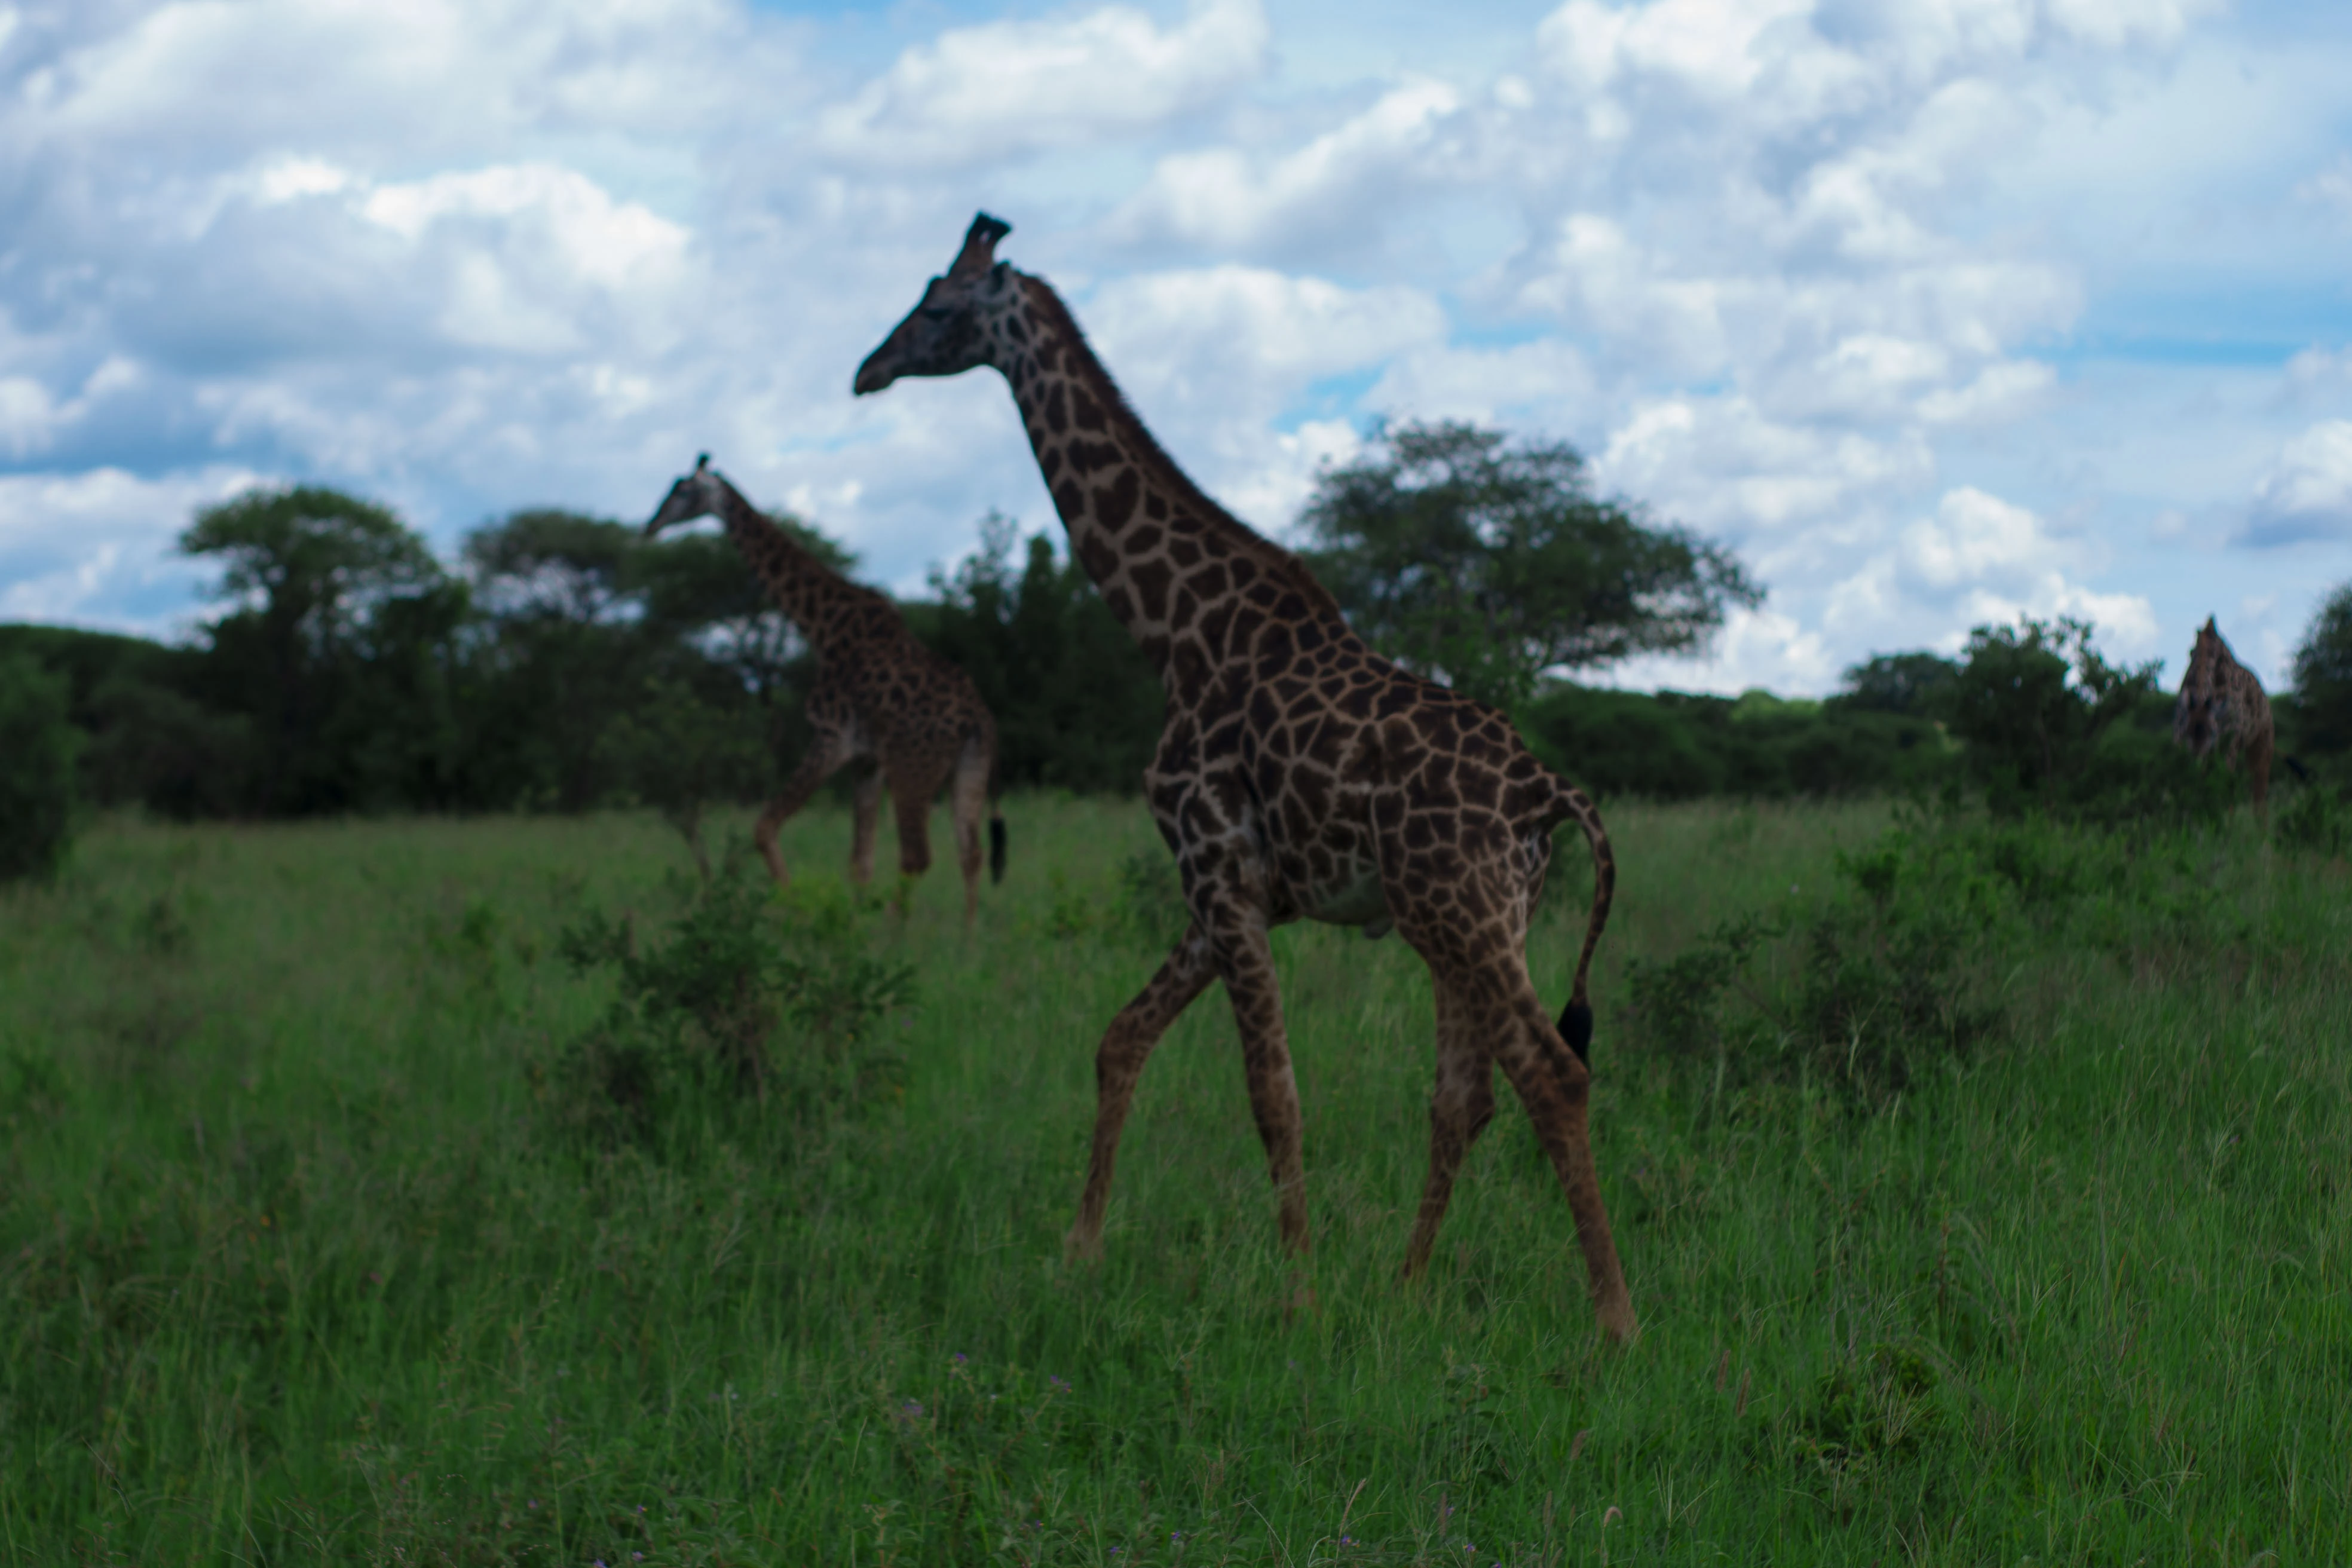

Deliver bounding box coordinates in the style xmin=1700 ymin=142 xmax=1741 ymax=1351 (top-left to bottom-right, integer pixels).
xmin=2 ymin=796 xmax=2348 ymax=1564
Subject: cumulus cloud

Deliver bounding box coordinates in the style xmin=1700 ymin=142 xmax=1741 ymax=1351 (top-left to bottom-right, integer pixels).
xmin=2242 ymin=421 xmax=2352 ymax=546
xmin=1110 ymin=78 xmax=1462 ymax=253
xmin=1823 ymin=486 xmax=2157 ymax=657
xmin=0 ymin=466 xmax=262 ymax=631
xmin=817 ymin=0 xmax=1269 ymax=169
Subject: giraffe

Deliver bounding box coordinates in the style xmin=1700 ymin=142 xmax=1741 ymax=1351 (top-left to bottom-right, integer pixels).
xmin=645 ymin=456 xmax=1006 ymax=923
xmin=854 ymin=215 xmax=1636 ymax=1342
xmin=2174 ymin=615 xmax=2274 ymax=812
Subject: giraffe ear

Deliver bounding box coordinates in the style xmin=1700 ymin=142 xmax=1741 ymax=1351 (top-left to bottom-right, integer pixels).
xmin=695 ymin=453 xmax=710 ymax=473
xmin=950 ymin=213 xmax=1012 ymax=279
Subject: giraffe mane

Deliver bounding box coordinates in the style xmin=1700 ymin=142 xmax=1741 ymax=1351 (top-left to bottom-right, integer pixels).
xmin=1016 ymin=273 xmax=1351 ymax=629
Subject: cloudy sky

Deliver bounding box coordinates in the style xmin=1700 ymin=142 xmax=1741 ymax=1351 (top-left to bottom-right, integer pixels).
xmin=2 ymin=0 xmax=2349 ymax=694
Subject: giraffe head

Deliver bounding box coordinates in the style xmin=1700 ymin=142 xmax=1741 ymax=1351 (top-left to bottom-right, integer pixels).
xmin=853 ymin=213 xmax=1018 ymax=396
xmin=646 ymin=452 xmax=725 ymax=537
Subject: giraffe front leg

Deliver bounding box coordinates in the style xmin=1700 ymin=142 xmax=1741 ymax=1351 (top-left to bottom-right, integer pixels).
xmin=1066 ymin=927 xmax=1215 ymax=1262
xmin=1205 ymin=912 xmax=1312 ymax=1267
xmin=1402 ymin=979 xmax=1497 ymax=1280
xmin=755 ymin=734 xmax=853 ymax=889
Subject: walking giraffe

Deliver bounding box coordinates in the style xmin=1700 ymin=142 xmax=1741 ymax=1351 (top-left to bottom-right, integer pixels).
xmin=646 ymin=457 xmax=1005 ymax=923
xmin=2174 ymin=615 xmax=2275 ymax=812
xmin=854 ymin=215 xmax=1636 ymax=1340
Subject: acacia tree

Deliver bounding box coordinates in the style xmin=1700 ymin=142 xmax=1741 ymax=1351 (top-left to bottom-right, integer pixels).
xmin=183 ymin=485 xmax=451 ymax=813
xmin=1298 ymin=421 xmax=1762 ymax=709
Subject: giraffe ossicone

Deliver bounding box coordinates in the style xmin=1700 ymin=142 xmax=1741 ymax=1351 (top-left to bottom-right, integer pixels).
xmin=645 ymin=457 xmax=1006 ymax=923
xmin=856 ymin=212 xmax=1639 ymax=1342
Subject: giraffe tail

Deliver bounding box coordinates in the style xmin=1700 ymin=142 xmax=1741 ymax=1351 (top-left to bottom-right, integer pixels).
xmin=985 ymin=729 xmax=1007 ymax=884
xmin=1552 ymin=779 xmax=1616 ymax=1068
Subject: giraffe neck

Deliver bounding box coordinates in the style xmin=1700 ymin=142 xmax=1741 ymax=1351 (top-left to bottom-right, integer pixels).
xmin=993 ymin=273 xmax=1346 ymax=677
xmin=706 ymin=473 xmax=883 ymax=652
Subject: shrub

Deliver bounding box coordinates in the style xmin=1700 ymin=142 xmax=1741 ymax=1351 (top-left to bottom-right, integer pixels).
xmin=1624 ymin=813 xmax=2002 ymax=1106
xmin=2275 ymin=779 xmax=2350 ymax=859
xmin=0 ymin=652 xmax=81 ymax=884
xmin=1945 ymin=615 xmax=2160 ymax=813
xmin=539 ymin=847 xmax=915 ymax=1153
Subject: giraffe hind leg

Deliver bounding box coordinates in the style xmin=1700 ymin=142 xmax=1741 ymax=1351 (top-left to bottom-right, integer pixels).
xmin=949 ymin=736 xmax=990 ymax=928
xmin=1402 ymin=976 xmax=1497 ymax=1279
xmin=1486 ymin=968 xmax=1637 ymax=1343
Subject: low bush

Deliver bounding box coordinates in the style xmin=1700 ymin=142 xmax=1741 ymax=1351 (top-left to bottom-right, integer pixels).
xmin=1622 ymin=798 xmax=2267 ymax=1107
xmin=536 ymin=845 xmax=914 ymax=1153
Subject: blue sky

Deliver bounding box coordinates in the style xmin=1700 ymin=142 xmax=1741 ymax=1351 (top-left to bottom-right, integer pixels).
xmin=2 ymin=0 xmax=2349 ymax=694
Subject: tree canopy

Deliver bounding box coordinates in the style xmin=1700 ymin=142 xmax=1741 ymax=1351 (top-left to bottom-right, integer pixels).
xmin=1297 ymin=420 xmax=1763 ymax=709
xmin=2290 ymin=580 xmax=2352 ymax=755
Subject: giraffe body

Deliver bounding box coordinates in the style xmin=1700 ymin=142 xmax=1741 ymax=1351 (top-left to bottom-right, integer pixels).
xmin=855 ymin=216 xmax=1636 ymax=1341
xmin=2174 ymin=615 xmax=2274 ymax=812
xmin=647 ymin=458 xmax=1004 ymax=922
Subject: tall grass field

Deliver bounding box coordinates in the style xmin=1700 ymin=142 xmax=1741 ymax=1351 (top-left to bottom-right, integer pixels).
xmin=2 ymin=795 xmax=2346 ymax=1564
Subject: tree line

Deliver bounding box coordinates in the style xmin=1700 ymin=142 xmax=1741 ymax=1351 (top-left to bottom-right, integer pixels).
xmin=6 ymin=421 xmax=2352 ymax=883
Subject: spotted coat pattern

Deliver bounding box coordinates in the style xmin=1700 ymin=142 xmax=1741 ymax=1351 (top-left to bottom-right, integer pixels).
xmin=647 ymin=458 xmax=1002 ymax=923
xmin=2174 ymin=615 xmax=2274 ymax=811
xmin=854 ymin=215 xmax=1636 ymax=1340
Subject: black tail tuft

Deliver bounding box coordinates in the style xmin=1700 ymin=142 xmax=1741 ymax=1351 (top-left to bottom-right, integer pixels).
xmin=2285 ymin=754 xmax=2312 ymax=784
xmin=989 ymin=816 xmax=1007 ymax=884
xmin=1558 ymin=1000 xmax=1594 ymax=1068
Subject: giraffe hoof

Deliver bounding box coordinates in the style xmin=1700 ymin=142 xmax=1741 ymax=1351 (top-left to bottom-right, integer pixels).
xmin=1062 ymin=1230 xmax=1104 ymax=1267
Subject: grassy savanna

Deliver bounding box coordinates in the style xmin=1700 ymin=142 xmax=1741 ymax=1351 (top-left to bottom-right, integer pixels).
xmin=3 ymin=795 xmax=2347 ymax=1564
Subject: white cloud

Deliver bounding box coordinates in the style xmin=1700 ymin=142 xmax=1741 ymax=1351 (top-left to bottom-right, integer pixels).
xmin=1598 ymin=603 xmax=1839 ymax=697
xmin=1539 ymin=0 xmax=1818 ymax=103
xmin=1111 ymin=78 xmax=1461 ymax=252
xmin=2045 ymin=0 xmax=2225 ymax=50
xmin=0 ymin=466 xmax=261 ymax=631
xmin=2304 ymin=154 xmax=2352 ymax=220
xmin=2243 ymin=420 xmax=2352 ymax=545
xmin=818 ymin=0 xmax=1269 ymax=169
xmin=1595 ymin=393 xmax=1931 ymax=537
xmin=1365 ymin=340 xmax=1600 ymax=426
xmin=1823 ymin=485 xmax=2157 ymax=658
xmin=1088 ymin=266 xmax=1446 ymax=391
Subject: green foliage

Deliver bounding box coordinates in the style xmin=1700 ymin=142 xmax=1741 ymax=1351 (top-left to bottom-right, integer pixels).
xmin=1945 ymin=615 xmax=2160 ymax=810
xmin=542 ymin=847 xmax=914 ymax=1150
xmin=2290 ymin=578 xmax=2352 ymax=754
xmin=1624 ymin=800 xmax=2289 ymax=1108
xmin=920 ymin=512 xmax=1164 ymax=792
xmin=1830 ymin=650 xmax=1960 ymax=716
xmin=2274 ymin=777 xmax=2350 ymax=858
xmin=180 ymin=483 xmax=463 ymax=813
xmin=0 ymin=801 xmax=2344 ymax=1563
xmin=1625 ymin=807 xmax=2005 ymax=1105
xmin=1299 ymin=420 xmax=1762 ymax=709
xmin=1521 ymin=682 xmax=1952 ymax=799
xmin=0 ymin=651 xmax=80 ymax=883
